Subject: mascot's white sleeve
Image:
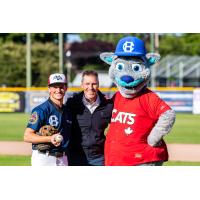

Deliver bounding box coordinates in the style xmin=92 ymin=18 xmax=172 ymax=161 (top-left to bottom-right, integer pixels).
xmin=147 ymin=109 xmax=176 ymax=146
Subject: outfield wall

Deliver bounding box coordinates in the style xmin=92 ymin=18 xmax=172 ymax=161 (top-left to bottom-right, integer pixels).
xmin=0 ymin=87 xmax=199 ymax=114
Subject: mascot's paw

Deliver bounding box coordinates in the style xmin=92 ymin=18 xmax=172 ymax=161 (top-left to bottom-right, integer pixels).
xmin=147 ymin=135 xmax=162 ymax=147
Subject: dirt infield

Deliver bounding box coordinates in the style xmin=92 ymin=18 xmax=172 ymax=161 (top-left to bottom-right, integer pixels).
xmin=0 ymin=142 xmax=200 ymax=162
xmin=0 ymin=142 xmax=32 ymax=156
xmin=167 ymin=144 xmax=200 ymax=162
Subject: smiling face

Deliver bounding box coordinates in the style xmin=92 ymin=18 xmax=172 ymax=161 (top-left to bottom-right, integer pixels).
xmin=48 ymin=83 xmax=67 ymax=103
xmin=109 ymin=56 xmax=150 ymax=98
xmin=81 ymin=74 xmax=99 ymax=103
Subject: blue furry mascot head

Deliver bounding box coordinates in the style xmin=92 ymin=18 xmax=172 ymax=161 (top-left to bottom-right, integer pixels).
xmin=100 ymin=36 xmax=160 ymax=98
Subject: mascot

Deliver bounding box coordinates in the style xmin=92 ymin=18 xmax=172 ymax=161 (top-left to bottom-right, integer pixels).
xmin=100 ymin=36 xmax=176 ymax=166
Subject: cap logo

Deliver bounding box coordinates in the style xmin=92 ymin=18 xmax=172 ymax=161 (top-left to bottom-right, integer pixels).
xmin=53 ymin=75 xmax=63 ymax=81
xmin=123 ymin=41 xmax=134 ymax=52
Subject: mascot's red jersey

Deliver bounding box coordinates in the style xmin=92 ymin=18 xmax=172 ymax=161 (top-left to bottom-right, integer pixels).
xmin=105 ymin=88 xmax=171 ymax=166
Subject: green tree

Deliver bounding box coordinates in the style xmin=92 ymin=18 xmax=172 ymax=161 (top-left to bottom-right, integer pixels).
xmin=159 ymin=34 xmax=184 ymax=56
xmin=0 ymin=42 xmax=26 ymax=86
xmin=159 ymin=33 xmax=200 ymax=56
xmin=0 ymin=33 xmax=58 ymax=44
xmin=79 ymin=33 xmax=147 ymax=46
xmin=31 ymin=42 xmax=59 ymax=86
xmin=180 ymin=33 xmax=200 ymax=55
xmin=0 ymin=42 xmax=59 ymax=87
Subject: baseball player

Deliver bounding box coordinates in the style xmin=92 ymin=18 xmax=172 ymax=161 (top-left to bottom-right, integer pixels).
xmin=24 ymin=73 xmax=71 ymax=166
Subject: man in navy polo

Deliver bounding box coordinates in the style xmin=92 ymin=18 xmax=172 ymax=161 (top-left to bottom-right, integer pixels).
xmin=24 ymin=73 xmax=71 ymax=166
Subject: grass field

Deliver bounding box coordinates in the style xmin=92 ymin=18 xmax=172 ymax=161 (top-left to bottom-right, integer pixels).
xmin=0 ymin=113 xmax=29 ymax=141
xmin=165 ymin=113 xmax=200 ymax=144
xmin=0 ymin=155 xmax=199 ymax=166
xmin=0 ymin=112 xmax=200 ymax=143
xmin=164 ymin=161 xmax=200 ymax=166
xmin=1 ymin=112 xmax=200 ymax=166
xmin=0 ymin=155 xmax=31 ymax=166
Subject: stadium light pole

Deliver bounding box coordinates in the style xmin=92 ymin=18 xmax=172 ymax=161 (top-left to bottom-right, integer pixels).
xmin=150 ymin=33 xmax=155 ymax=52
xmin=66 ymin=50 xmax=72 ymax=84
xmin=154 ymin=33 xmax=159 ymax=53
xmin=150 ymin=33 xmax=155 ymax=87
xmin=26 ymin=33 xmax=31 ymax=88
xmin=58 ymin=33 xmax=64 ymax=74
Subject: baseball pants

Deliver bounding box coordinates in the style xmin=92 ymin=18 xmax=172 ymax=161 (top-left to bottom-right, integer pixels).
xmin=31 ymin=150 xmax=68 ymax=166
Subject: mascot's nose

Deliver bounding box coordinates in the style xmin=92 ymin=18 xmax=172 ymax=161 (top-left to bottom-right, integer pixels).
xmin=121 ymin=75 xmax=134 ymax=83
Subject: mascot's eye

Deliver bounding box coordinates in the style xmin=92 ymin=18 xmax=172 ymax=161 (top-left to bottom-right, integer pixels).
xmin=131 ymin=64 xmax=143 ymax=72
xmin=116 ymin=63 xmax=124 ymax=71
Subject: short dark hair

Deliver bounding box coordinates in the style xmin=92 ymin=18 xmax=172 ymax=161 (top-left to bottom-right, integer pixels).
xmin=81 ymin=70 xmax=99 ymax=83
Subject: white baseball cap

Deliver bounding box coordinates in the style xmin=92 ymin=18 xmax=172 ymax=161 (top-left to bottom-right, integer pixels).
xmin=48 ymin=73 xmax=67 ymax=86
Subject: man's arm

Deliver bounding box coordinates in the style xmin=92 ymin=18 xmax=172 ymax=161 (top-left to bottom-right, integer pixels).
xmin=24 ymin=127 xmax=61 ymax=147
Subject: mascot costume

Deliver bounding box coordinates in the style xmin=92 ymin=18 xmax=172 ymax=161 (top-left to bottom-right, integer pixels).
xmin=100 ymin=36 xmax=176 ymax=166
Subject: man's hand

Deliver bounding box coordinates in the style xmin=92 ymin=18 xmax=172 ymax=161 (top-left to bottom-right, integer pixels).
xmin=50 ymin=133 xmax=62 ymax=147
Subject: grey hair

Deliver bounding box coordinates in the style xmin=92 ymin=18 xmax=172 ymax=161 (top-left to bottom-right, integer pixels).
xmin=81 ymin=70 xmax=99 ymax=83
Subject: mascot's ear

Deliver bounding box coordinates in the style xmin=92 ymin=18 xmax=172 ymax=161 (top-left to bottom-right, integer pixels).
xmin=100 ymin=52 xmax=117 ymax=65
xmin=146 ymin=53 xmax=161 ymax=66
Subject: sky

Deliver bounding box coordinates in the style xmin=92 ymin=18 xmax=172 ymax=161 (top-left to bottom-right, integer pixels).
xmin=66 ymin=34 xmax=82 ymax=43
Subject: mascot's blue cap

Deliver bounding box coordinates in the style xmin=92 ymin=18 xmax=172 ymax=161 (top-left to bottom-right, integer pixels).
xmin=114 ymin=36 xmax=146 ymax=57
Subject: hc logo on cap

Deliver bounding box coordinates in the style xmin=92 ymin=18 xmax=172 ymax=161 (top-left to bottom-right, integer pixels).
xmin=115 ymin=36 xmax=146 ymax=57
xmin=123 ymin=41 xmax=134 ymax=52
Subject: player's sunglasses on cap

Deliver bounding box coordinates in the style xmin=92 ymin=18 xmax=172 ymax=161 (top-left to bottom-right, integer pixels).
xmin=48 ymin=73 xmax=67 ymax=86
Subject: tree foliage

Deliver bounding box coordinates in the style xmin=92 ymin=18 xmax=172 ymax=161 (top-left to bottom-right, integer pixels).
xmin=80 ymin=33 xmax=200 ymax=56
xmin=0 ymin=42 xmax=26 ymax=86
xmin=79 ymin=33 xmax=148 ymax=46
xmin=2 ymin=33 xmax=200 ymax=87
xmin=0 ymin=42 xmax=59 ymax=87
xmin=159 ymin=33 xmax=200 ymax=56
xmin=31 ymin=42 xmax=59 ymax=86
xmin=0 ymin=33 xmax=58 ymax=44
